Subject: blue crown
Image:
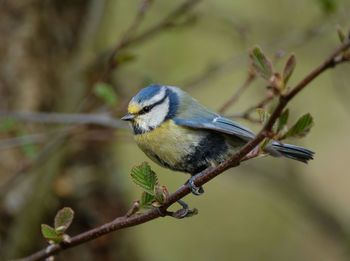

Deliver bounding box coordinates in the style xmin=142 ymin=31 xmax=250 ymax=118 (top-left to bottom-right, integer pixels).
xmin=132 ymin=84 xmax=164 ymax=103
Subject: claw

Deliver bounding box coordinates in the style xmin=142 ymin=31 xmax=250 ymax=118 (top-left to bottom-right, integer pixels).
xmin=185 ymin=172 xmax=205 ymax=196
xmin=176 ymin=200 xmax=189 ymax=218
xmin=188 ymin=177 xmax=204 ymax=195
xmin=156 ymin=200 xmax=191 ymax=218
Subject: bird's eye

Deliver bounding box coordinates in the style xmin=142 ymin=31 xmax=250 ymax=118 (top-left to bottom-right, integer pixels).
xmin=143 ymin=106 xmax=151 ymax=113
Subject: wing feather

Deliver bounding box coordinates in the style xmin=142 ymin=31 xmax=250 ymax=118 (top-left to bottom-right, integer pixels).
xmin=173 ymin=116 xmax=255 ymax=141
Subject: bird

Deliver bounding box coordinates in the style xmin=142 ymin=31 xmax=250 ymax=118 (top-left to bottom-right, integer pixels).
xmin=121 ymin=84 xmax=314 ymax=195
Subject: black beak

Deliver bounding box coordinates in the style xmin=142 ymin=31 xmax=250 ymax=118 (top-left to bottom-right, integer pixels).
xmin=121 ymin=113 xmax=135 ymax=121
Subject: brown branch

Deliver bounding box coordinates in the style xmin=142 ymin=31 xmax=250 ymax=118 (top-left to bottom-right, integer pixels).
xmin=13 ymin=39 xmax=350 ymax=261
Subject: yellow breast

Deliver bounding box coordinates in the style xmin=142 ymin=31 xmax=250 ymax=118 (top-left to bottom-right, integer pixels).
xmin=134 ymin=120 xmax=204 ymax=168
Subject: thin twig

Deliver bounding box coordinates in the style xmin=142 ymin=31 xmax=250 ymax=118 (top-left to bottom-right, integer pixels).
xmin=100 ymin=0 xmax=152 ymax=81
xmin=0 ymin=134 xmax=48 ymax=151
xmin=183 ymin=14 xmax=344 ymax=90
xmin=218 ymin=72 xmax=255 ymax=113
xmin=100 ymin=0 xmax=201 ymax=81
xmin=226 ymin=93 xmax=274 ymax=122
xmin=13 ymin=39 xmax=350 ymax=261
xmin=0 ymin=128 xmax=74 ymax=199
xmin=119 ymin=0 xmax=201 ymax=49
xmin=220 ymin=89 xmax=272 ymax=124
xmin=0 ymin=111 xmax=127 ymax=128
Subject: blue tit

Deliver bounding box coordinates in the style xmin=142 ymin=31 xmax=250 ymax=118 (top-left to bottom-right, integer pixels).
xmin=121 ymin=84 xmax=314 ymax=195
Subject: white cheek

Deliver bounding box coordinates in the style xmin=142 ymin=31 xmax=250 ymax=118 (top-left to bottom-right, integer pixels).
xmin=138 ymin=98 xmax=169 ymax=131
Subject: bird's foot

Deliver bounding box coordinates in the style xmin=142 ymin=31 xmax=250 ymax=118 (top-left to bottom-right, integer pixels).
xmin=156 ymin=200 xmax=190 ymax=219
xmin=185 ymin=172 xmax=205 ymax=196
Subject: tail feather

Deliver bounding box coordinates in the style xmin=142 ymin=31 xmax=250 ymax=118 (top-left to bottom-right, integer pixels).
xmin=270 ymin=142 xmax=314 ymax=163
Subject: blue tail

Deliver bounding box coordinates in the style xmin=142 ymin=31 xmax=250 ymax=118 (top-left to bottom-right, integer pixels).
xmin=271 ymin=142 xmax=314 ymax=163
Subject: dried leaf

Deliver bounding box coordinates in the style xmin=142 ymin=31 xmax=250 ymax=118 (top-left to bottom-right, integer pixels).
xmin=270 ymin=73 xmax=284 ymax=93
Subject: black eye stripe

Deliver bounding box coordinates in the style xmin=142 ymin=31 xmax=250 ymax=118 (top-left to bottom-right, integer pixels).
xmin=138 ymin=94 xmax=168 ymax=115
xmin=139 ymin=105 xmax=153 ymax=114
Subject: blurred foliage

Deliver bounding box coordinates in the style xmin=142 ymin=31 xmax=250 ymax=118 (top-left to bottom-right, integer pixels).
xmin=93 ymin=82 xmax=119 ymax=107
xmin=1 ymin=0 xmax=350 ymax=261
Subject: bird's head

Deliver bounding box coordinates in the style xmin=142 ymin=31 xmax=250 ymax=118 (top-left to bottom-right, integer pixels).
xmin=121 ymin=84 xmax=180 ymax=134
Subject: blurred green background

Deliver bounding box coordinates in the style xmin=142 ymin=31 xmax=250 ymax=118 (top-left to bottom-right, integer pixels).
xmin=1 ymin=0 xmax=350 ymax=260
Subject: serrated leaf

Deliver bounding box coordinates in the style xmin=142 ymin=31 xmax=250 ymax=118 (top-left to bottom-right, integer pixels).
xmin=54 ymin=207 xmax=74 ymax=233
xmin=130 ymin=162 xmax=159 ymax=195
xmin=283 ymin=54 xmax=296 ymax=85
xmin=93 ymin=82 xmax=118 ymax=107
xmin=41 ymin=224 xmax=63 ymax=243
xmin=284 ymin=113 xmax=314 ymax=139
xmin=336 ymin=25 xmax=345 ymax=43
xmin=249 ymin=46 xmax=273 ymax=80
xmin=277 ymin=109 xmax=289 ymax=133
xmin=139 ymin=192 xmax=155 ymax=209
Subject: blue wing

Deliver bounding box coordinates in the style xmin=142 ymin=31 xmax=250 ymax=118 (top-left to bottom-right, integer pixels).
xmin=173 ymin=116 xmax=256 ymax=141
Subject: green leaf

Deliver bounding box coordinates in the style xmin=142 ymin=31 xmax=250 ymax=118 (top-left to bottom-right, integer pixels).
xmin=186 ymin=208 xmax=199 ymax=217
xmin=0 ymin=119 xmax=18 ymax=131
xmin=277 ymin=109 xmax=289 ymax=133
xmin=260 ymin=138 xmax=270 ymax=151
xmin=317 ymin=0 xmax=338 ymax=14
xmin=93 ymin=82 xmax=118 ymax=107
xmin=257 ymin=108 xmax=270 ymax=125
xmin=130 ymin=162 xmax=159 ymax=195
xmin=115 ymin=52 xmax=137 ymax=64
xmin=54 ymin=207 xmax=74 ymax=234
xmin=154 ymin=185 xmax=169 ymax=204
xmin=139 ymin=192 xmax=155 ymax=209
xmin=283 ymin=54 xmax=296 ymax=85
xmin=284 ymin=113 xmax=314 ymax=139
xmin=249 ymin=46 xmax=273 ymax=80
xmin=41 ymin=224 xmax=63 ymax=243
xmin=336 ymin=25 xmax=345 ymax=43
xmin=16 ymin=130 xmax=38 ymax=160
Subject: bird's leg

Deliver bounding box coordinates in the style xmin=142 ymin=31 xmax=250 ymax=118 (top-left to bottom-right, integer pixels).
xmin=185 ymin=172 xmax=205 ymax=196
xmin=176 ymin=200 xmax=189 ymax=217
xmin=156 ymin=200 xmax=189 ymax=218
